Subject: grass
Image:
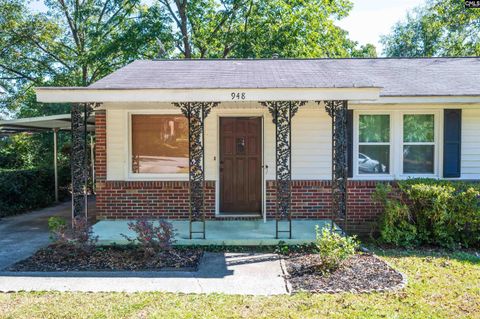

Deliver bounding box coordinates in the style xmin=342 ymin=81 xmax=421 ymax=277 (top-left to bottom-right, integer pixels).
xmin=0 ymin=248 xmax=479 ymax=319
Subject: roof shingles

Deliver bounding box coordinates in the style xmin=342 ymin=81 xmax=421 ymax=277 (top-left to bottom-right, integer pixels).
xmin=88 ymin=58 xmax=480 ymax=96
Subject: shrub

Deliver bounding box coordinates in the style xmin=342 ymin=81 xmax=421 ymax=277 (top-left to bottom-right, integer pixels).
xmin=315 ymin=226 xmax=359 ymax=274
xmin=0 ymin=166 xmax=70 ymax=217
xmin=48 ymin=216 xmax=98 ymax=251
xmin=122 ymin=219 xmax=176 ymax=256
xmin=372 ymin=184 xmax=418 ymax=247
xmin=71 ymin=216 xmax=99 ymax=250
xmin=48 ymin=216 xmax=68 ymax=242
xmin=372 ymin=180 xmax=480 ymax=248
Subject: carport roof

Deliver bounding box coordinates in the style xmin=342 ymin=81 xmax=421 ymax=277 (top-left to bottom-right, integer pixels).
xmin=0 ymin=114 xmax=95 ymax=135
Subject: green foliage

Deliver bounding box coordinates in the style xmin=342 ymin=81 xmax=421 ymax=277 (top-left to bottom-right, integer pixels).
xmin=156 ymin=0 xmax=375 ymax=59
xmin=372 ymin=180 xmax=480 ymax=248
xmin=48 ymin=216 xmax=67 ymax=241
xmin=315 ymin=226 xmax=359 ymax=273
xmin=381 ymin=0 xmax=480 ymax=57
xmin=0 ymin=166 xmax=70 ymax=217
xmin=372 ymin=183 xmax=419 ymax=247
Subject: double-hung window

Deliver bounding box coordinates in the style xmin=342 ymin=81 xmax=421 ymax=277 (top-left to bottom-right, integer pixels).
xmin=358 ymin=114 xmax=391 ymax=175
xmin=131 ymin=114 xmax=188 ymax=175
xmin=402 ymin=114 xmax=435 ymax=174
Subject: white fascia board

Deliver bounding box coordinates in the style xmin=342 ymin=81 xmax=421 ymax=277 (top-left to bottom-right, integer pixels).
xmin=36 ymin=87 xmax=381 ymax=103
xmin=351 ymin=96 xmax=480 ymax=105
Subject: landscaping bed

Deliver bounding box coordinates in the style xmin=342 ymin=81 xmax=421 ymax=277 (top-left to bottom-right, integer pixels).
xmin=284 ymin=252 xmax=406 ymax=293
xmin=7 ymin=244 xmax=203 ymax=272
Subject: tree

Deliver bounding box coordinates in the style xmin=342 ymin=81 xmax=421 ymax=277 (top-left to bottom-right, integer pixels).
xmin=156 ymin=0 xmax=376 ymax=59
xmin=0 ymin=0 xmax=174 ymax=114
xmin=381 ymin=0 xmax=480 ymax=57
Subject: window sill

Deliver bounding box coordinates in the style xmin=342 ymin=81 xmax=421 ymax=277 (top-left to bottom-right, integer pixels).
xmin=126 ymin=174 xmax=189 ymax=182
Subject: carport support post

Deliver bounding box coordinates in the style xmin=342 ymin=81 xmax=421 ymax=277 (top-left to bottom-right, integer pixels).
xmin=53 ymin=128 xmax=59 ymax=203
xmin=90 ymin=134 xmax=95 ymax=194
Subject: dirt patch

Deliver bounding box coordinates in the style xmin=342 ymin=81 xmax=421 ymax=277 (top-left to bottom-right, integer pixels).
xmin=284 ymin=253 xmax=406 ymax=293
xmin=7 ymin=244 xmax=203 ymax=272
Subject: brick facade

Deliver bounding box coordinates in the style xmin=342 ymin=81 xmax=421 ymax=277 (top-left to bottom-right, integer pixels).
xmin=95 ymin=110 xmax=384 ymax=234
xmin=266 ymin=180 xmax=384 ymax=234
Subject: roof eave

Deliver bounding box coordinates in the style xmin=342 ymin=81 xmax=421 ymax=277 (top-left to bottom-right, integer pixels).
xmin=35 ymin=87 xmax=382 ymax=103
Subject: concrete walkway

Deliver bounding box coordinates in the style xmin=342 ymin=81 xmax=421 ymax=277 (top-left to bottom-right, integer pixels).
xmin=0 ymin=252 xmax=289 ymax=295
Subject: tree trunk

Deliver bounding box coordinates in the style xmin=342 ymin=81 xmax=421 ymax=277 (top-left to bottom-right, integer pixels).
xmin=175 ymin=0 xmax=191 ymax=58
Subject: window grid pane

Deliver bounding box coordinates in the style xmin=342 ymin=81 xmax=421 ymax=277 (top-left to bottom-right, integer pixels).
xmin=359 ymin=115 xmax=390 ymax=143
xmin=403 ymin=114 xmax=434 ymax=143
xmin=358 ymin=114 xmax=391 ymax=175
xmin=402 ymin=114 xmax=435 ymax=174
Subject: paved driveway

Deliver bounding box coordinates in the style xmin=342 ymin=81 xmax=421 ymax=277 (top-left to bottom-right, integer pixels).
xmin=0 ymin=201 xmax=94 ymax=270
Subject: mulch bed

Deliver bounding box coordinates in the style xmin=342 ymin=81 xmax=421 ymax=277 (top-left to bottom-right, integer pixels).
xmin=284 ymin=253 xmax=406 ymax=293
xmin=7 ymin=244 xmax=203 ymax=272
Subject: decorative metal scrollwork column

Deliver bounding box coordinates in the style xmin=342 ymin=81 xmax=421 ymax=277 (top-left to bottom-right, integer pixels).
xmin=71 ymin=103 xmax=99 ymax=222
xmin=174 ymin=102 xmax=219 ymax=239
xmin=261 ymin=101 xmax=306 ymax=239
xmin=322 ymin=100 xmax=349 ymax=233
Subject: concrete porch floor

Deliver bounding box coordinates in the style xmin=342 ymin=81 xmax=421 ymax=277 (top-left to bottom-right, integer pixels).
xmin=93 ymin=219 xmax=338 ymax=246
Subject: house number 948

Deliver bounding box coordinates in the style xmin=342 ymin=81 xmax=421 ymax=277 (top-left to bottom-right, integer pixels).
xmin=231 ymin=92 xmax=246 ymax=100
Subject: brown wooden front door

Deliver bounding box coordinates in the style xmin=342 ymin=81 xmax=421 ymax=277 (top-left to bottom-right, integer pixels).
xmin=220 ymin=117 xmax=262 ymax=213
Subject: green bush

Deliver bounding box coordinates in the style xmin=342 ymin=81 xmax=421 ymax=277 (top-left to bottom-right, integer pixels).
xmin=48 ymin=216 xmax=68 ymax=241
xmin=372 ymin=180 xmax=480 ymax=248
xmin=0 ymin=166 xmax=70 ymax=217
xmin=315 ymin=226 xmax=359 ymax=274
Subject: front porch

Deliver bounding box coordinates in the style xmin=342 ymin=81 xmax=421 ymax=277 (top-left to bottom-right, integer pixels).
xmin=93 ymin=219 xmax=338 ymax=246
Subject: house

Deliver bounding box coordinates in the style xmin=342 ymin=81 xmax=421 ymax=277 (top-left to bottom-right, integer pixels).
xmin=35 ymin=57 xmax=480 ymax=243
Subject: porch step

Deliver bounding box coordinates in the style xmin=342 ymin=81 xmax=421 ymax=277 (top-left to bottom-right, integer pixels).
xmin=93 ymin=219 xmax=340 ymax=246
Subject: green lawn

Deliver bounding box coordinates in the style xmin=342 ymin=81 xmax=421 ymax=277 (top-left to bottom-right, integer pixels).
xmin=0 ymin=249 xmax=479 ymax=319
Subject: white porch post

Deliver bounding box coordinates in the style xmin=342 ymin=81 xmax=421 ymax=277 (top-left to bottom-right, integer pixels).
xmin=90 ymin=134 xmax=95 ymax=194
xmin=53 ymin=128 xmax=59 ymax=203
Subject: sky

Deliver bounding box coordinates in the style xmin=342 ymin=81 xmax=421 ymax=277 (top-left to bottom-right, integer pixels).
xmin=336 ymin=0 xmax=425 ymax=54
xmin=29 ymin=0 xmax=426 ymax=55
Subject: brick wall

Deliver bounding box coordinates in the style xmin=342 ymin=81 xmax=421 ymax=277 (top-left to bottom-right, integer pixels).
xmin=95 ymin=111 xmax=384 ymax=233
xmin=266 ymin=180 xmax=385 ymax=234
xmin=96 ymin=180 xmax=215 ymax=219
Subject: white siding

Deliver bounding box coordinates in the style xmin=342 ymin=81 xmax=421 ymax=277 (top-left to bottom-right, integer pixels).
xmin=106 ymin=108 xmax=127 ymax=180
xmin=292 ymin=105 xmax=331 ymax=179
xmin=462 ymin=109 xmax=480 ymax=179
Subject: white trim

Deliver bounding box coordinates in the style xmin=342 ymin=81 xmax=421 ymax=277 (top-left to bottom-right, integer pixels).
xmin=35 ymin=87 xmax=381 ymax=103
xmin=126 ymin=109 xmax=189 ymax=181
xmin=352 ymin=96 xmax=480 ymax=105
xmin=352 ymin=109 xmax=442 ymax=180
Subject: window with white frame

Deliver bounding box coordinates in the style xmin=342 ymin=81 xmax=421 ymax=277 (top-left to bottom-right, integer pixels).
xmin=131 ymin=114 xmax=188 ymax=174
xmin=358 ymin=114 xmax=390 ymax=175
xmin=402 ymin=114 xmax=435 ymax=174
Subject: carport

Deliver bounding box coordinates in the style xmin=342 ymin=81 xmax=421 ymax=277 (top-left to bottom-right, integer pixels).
xmin=0 ymin=114 xmax=95 ymax=216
